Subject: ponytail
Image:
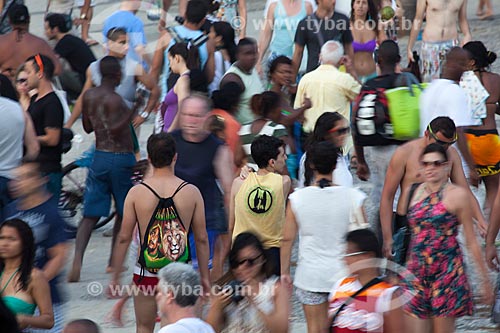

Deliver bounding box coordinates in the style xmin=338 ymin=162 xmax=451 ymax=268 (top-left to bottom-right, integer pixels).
xmin=168 ymin=42 xmax=201 ymax=70
xmin=250 ymin=91 xmax=280 ymax=118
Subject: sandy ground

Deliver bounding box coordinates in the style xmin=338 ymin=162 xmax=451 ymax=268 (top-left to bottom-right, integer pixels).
xmin=21 ymin=0 xmax=500 ymax=331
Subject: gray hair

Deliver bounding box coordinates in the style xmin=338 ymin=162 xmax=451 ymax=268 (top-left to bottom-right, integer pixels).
xmin=180 ymin=93 xmax=212 ymax=114
xmin=158 ymin=263 xmax=201 ymax=307
xmin=320 ymin=41 xmax=344 ymax=66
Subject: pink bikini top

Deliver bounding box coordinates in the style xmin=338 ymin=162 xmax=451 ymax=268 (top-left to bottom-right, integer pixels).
xmin=353 ymin=39 xmax=376 ymax=53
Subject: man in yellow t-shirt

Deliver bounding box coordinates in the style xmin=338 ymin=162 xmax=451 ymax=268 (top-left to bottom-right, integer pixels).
xmin=229 ymin=135 xmax=291 ymax=276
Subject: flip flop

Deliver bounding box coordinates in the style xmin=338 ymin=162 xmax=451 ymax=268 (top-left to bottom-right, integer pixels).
xmin=85 ymin=39 xmax=99 ymax=46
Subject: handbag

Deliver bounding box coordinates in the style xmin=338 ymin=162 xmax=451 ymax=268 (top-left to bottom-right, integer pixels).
xmin=391 ymin=183 xmax=420 ymax=266
xmin=384 ymin=72 xmax=427 ymax=141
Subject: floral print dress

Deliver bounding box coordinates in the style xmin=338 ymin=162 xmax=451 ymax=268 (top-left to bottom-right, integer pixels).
xmin=401 ymin=185 xmax=473 ymax=318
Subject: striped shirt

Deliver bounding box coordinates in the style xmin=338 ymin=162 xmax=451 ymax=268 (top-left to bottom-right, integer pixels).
xmin=239 ymin=120 xmax=287 ymax=169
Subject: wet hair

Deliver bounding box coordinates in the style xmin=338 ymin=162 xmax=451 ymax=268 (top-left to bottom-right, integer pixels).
xmin=304 ymin=112 xmax=344 ymax=186
xmin=463 ymin=41 xmax=497 ymax=70
xmin=251 ymin=135 xmax=285 ymax=169
xmin=350 ymin=0 xmax=379 ymax=27
xmin=211 ymin=81 xmax=243 ymax=113
xmin=377 ymin=40 xmax=401 ymax=66
xmin=147 ymin=133 xmax=176 ymax=168
xmin=250 ymin=91 xmax=280 ymax=118
xmin=0 ymin=74 xmax=19 ymax=101
xmin=99 ymin=56 xmax=121 ymax=80
xmin=212 ymin=21 xmax=237 ymax=63
xmin=168 ymin=42 xmax=201 ymax=71
xmin=346 ymin=229 xmax=382 ymax=258
xmin=421 ymin=143 xmax=448 ymax=162
xmin=229 ymin=232 xmax=271 ymax=277
xmin=25 ymin=54 xmax=55 ymax=80
xmin=308 ymin=141 xmax=338 ymax=181
xmin=237 ymin=38 xmax=257 ymax=53
xmin=0 ymin=219 xmax=35 ymax=292
xmin=106 ymin=27 xmax=127 ymax=42
xmin=428 ymin=116 xmax=456 ymax=140
xmin=45 ymin=13 xmax=71 ymax=33
xmin=186 ymin=0 xmax=208 ymax=24
xmin=268 ymin=55 xmax=292 ymax=81
xmin=65 ymin=319 xmax=100 ymax=333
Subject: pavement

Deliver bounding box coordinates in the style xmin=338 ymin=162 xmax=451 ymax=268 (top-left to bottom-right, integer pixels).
xmin=22 ymin=0 xmax=500 ymax=332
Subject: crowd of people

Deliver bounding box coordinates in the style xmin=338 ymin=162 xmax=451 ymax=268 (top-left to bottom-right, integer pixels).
xmin=0 ymin=0 xmax=499 ymax=333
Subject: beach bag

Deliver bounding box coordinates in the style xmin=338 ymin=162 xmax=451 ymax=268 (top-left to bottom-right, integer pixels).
xmin=137 ymin=182 xmax=190 ymax=274
xmin=385 ymin=72 xmax=426 ymax=140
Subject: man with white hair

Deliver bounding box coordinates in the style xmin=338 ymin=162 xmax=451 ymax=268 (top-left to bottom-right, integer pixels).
xmin=156 ymin=263 xmax=215 ymax=333
xmin=294 ymin=40 xmax=360 ymax=141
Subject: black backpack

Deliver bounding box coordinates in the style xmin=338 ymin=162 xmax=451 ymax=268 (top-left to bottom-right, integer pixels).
xmin=137 ymin=182 xmax=190 ymax=274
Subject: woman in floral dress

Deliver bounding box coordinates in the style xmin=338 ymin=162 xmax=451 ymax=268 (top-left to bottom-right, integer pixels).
xmin=401 ymin=143 xmax=493 ymax=332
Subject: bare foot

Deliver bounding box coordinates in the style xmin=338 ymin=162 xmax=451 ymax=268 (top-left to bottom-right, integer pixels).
xmin=67 ymin=265 xmax=81 ymax=282
xmin=105 ymin=297 xmax=130 ymax=327
xmin=106 ymin=266 xmax=128 ymax=273
xmin=479 ymin=11 xmax=494 ymax=20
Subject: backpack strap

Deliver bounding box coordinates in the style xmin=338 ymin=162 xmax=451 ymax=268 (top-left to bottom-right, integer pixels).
xmin=172 ymin=181 xmax=190 ymax=198
xmin=140 ymin=182 xmax=163 ymax=199
xmin=330 ymin=277 xmax=383 ymax=328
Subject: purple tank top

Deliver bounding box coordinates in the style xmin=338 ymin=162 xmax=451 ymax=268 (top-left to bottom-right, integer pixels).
xmin=352 ymin=39 xmax=376 ymax=53
xmin=162 ymin=87 xmax=178 ymax=132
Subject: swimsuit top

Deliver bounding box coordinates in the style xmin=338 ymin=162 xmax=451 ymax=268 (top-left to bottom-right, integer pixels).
xmin=1 ymin=268 xmax=36 ymax=315
xmin=352 ymin=39 xmax=376 ymax=53
xmin=2 ymin=296 xmax=36 ymax=315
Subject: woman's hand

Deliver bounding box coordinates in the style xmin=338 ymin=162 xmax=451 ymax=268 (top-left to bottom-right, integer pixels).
xmin=16 ymin=315 xmax=28 ymax=329
xmin=480 ymin=280 xmax=495 ymax=306
xmin=383 ymin=238 xmax=394 ymax=259
xmin=485 ymin=243 xmax=500 ymax=271
xmin=302 ymin=97 xmax=312 ymax=110
xmin=239 ymin=165 xmax=254 ymax=180
xmin=212 ymin=288 xmax=233 ymax=309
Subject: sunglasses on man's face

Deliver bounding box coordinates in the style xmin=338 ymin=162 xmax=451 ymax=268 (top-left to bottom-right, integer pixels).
xmin=427 ymin=125 xmax=457 ymax=146
xmin=233 ymin=254 xmax=263 ymax=268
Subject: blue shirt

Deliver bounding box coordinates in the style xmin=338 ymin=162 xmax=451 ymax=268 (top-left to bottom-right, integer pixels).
xmin=5 ymin=197 xmax=67 ymax=304
xmin=103 ymin=10 xmax=147 ymax=67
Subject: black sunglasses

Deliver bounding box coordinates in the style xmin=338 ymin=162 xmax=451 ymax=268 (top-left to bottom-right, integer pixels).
xmin=233 ymin=254 xmax=263 ymax=268
xmin=421 ymin=160 xmax=447 ymax=167
xmin=16 ymin=78 xmax=27 ymax=83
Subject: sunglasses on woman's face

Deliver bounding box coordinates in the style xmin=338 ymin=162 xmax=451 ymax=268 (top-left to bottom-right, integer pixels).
xmin=329 ymin=126 xmax=350 ymax=135
xmin=234 ymin=254 xmax=263 ymax=268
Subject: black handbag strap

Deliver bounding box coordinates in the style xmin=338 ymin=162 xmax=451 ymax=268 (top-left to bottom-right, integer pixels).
xmin=330 ymin=277 xmax=383 ymax=328
xmin=406 ymin=183 xmax=421 ymax=214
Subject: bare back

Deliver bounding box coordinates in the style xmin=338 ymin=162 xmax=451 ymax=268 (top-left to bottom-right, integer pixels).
xmin=0 ymin=31 xmax=60 ymax=80
xmin=423 ymin=0 xmax=464 ymax=42
xmin=131 ymin=177 xmax=201 ymax=242
xmin=82 ymin=87 xmax=134 ymax=152
xmin=474 ymin=71 xmax=500 ymax=129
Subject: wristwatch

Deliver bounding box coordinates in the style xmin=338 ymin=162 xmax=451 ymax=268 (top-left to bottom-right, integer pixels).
xmin=139 ymin=111 xmax=150 ymax=119
xmin=80 ymin=13 xmax=87 ymax=20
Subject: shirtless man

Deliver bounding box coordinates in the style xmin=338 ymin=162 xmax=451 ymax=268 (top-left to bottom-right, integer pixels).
xmin=68 ymin=56 xmax=137 ymax=282
xmin=407 ymin=0 xmax=471 ymax=82
xmin=109 ymin=132 xmax=210 ymax=333
xmin=0 ymin=4 xmax=61 ymax=81
xmin=380 ymin=117 xmax=487 ymax=258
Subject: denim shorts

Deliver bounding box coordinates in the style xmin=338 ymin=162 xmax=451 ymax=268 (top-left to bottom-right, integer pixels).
xmin=83 ymin=151 xmax=135 ymax=218
xmin=189 ymin=230 xmax=220 ymax=270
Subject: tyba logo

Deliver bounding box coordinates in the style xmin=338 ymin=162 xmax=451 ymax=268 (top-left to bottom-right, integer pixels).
xmin=247 ymin=187 xmax=273 ymax=214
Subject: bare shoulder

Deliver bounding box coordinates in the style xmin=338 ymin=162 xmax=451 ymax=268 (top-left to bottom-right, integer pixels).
xmin=177 ymin=182 xmax=203 ymax=201
xmin=282 ymin=175 xmax=291 ymax=186
xmin=445 ymin=183 xmax=467 ymax=201
xmin=30 ymin=268 xmax=48 ymax=285
xmin=391 ymin=141 xmax=413 ymax=162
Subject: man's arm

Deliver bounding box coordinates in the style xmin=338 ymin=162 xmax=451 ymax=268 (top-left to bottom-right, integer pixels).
xmin=486 ymin=186 xmax=500 ymax=270
xmin=214 ymin=145 xmax=234 ymax=210
xmin=379 ymin=148 xmax=407 ymax=257
xmin=204 ymin=32 xmax=216 ymax=84
xmin=238 ymin=0 xmax=247 ymax=39
xmin=23 ymin=112 xmax=40 ymax=161
xmin=282 ymin=175 xmax=291 ymax=197
xmin=111 ymin=190 xmax=137 ymax=285
xmin=81 ymin=92 xmax=93 ymax=134
xmin=190 ymin=187 xmax=210 ymax=293
xmin=133 ymin=65 xmax=161 ymax=126
xmin=448 ymin=147 xmax=487 ymax=234
xmin=456 ymin=127 xmax=479 ymax=186
xmin=219 ymin=73 xmax=244 ymax=91
xmin=407 ymin=0 xmax=426 ymax=62
xmin=44 ymin=243 xmax=69 ymax=281
xmin=65 ymin=67 xmax=94 ymax=128
xmin=291 ymin=43 xmax=305 ymax=83
xmin=228 ymin=178 xmax=243 ymax=237
xmin=458 ymin=0 xmax=472 ymax=45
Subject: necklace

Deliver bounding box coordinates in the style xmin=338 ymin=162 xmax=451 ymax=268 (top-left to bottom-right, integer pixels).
xmin=0 ymin=267 xmax=20 ymax=294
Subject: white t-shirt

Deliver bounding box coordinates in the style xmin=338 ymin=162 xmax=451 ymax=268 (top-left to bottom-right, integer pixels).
xmin=158 ymin=318 xmax=215 ymax=333
xmin=419 ymin=79 xmax=475 ymax=135
xmin=297 ymin=153 xmax=353 ymax=188
xmin=289 ymin=186 xmax=367 ymax=292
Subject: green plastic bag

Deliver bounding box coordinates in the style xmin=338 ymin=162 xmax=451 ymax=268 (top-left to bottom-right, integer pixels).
xmin=385 ymin=73 xmax=427 ymax=140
